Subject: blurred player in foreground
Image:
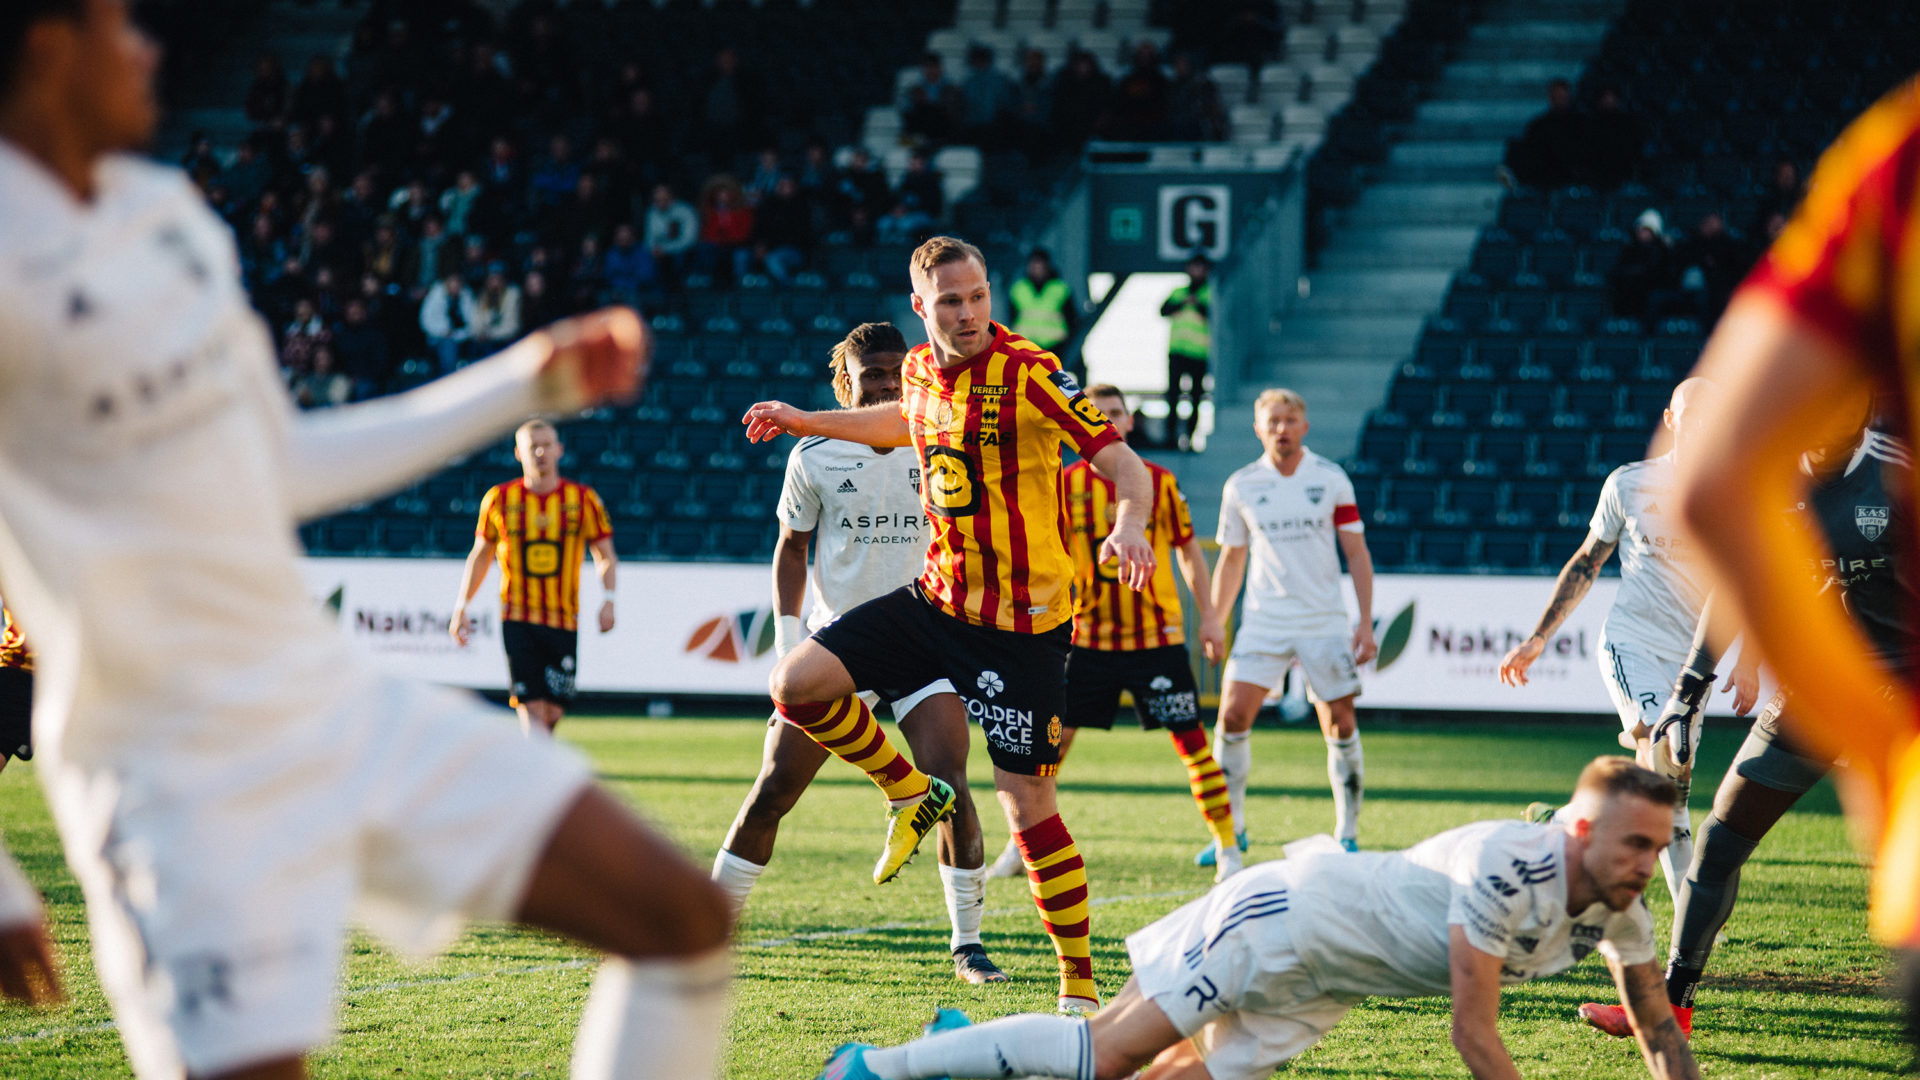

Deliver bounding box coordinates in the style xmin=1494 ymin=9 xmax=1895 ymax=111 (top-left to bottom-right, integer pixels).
xmin=1675 ymin=77 xmax=1920 ymax=1050
xmin=0 ymin=2 xmax=728 ymax=1076
xmin=816 ymin=757 xmax=1700 ymax=1080
xmin=1499 ymin=379 xmax=1760 ymax=903
xmin=1582 ymin=402 xmax=1912 ymax=1040
xmin=0 ymin=604 xmax=33 ymax=770
xmin=450 ymin=419 xmax=616 ymax=735
xmin=985 ymin=384 xmax=1234 ymax=881
xmin=712 ymin=322 xmax=1006 ymax=985
xmin=743 ymin=236 xmax=1156 ymax=1012
xmin=1204 ymin=390 xmax=1375 ymax=860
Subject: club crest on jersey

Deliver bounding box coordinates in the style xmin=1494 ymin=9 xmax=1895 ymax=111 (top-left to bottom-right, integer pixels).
xmin=934 ymin=399 xmax=959 ymax=430
xmin=1857 ymin=505 xmax=1889 ymax=540
xmin=1306 ymin=485 xmax=1325 ymax=505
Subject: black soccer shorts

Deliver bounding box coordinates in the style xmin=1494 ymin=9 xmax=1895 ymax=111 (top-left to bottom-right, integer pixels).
xmin=811 ymin=584 xmax=1071 ymax=776
xmin=1063 ymin=643 xmax=1201 ymax=732
xmin=0 ymin=668 xmax=32 ymax=762
xmin=502 ymin=620 xmax=578 ymax=707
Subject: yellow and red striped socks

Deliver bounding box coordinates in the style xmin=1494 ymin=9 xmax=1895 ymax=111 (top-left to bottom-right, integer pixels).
xmin=1172 ymin=727 xmax=1238 ymax=852
xmin=1016 ymin=814 xmax=1097 ymax=1006
xmin=776 ymin=697 xmax=929 ymax=807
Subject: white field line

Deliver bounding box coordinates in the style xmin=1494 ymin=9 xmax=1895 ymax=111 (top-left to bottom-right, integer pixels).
xmin=1 ymin=887 xmax=1205 ymax=1045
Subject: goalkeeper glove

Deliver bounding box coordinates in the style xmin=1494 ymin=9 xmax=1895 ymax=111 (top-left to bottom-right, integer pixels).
xmin=1651 ymin=669 xmax=1714 ymax=772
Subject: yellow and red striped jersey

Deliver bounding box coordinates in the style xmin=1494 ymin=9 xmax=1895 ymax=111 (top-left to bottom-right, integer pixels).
xmin=476 ymin=478 xmax=612 ymax=631
xmin=1065 ymin=459 xmax=1194 ymax=650
xmin=0 ymin=606 xmax=29 ymax=672
xmin=901 ymin=324 xmax=1121 ymax=633
xmin=1744 ymin=76 xmax=1920 ymax=377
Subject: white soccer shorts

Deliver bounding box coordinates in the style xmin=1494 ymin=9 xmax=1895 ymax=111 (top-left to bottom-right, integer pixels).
xmin=1598 ymin=632 xmax=1686 ymax=736
xmin=1222 ymin=635 xmax=1361 ymax=704
xmin=1127 ymin=866 xmax=1352 ymax=1080
xmin=47 ymin=674 xmax=593 ymax=1079
xmin=857 ymin=679 xmax=957 ymax=723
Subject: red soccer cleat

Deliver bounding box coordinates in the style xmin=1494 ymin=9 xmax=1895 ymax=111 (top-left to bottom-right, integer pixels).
xmin=1577 ymin=1002 xmax=1692 ymax=1039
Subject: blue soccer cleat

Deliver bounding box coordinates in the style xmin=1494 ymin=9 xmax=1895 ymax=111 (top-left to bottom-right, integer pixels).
xmin=817 ymin=1043 xmax=880 ymax=1080
xmin=923 ymin=1007 xmax=973 ymax=1036
xmin=1339 ymin=838 xmax=1359 ymax=853
xmin=1194 ymin=830 xmax=1250 ymax=867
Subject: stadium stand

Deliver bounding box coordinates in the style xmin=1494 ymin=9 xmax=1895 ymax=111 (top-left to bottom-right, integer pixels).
xmin=1341 ymin=0 xmax=1915 ymax=573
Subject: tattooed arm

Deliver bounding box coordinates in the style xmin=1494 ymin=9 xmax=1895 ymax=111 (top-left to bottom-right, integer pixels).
xmin=1498 ymin=534 xmax=1617 ymax=687
xmin=1611 ymin=958 xmax=1702 ymax=1080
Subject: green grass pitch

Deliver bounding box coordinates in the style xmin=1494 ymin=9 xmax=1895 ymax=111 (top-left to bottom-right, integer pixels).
xmin=0 ymin=715 xmax=1908 ymax=1078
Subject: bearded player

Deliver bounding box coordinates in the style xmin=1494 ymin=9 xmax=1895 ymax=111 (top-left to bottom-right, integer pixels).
xmin=0 ymin=4 xmax=729 ymax=1077
xmin=713 ymin=322 xmax=1006 ymax=985
xmin=985 ymin=384 xmax=1235 ymax=882
xmin=451 ymin=419 xmax=616 ymax=735
xmin=743 ymin=236 xmax=1157 ymax=1012
xmin=816 ymin=758 xmax=1700 ymax=1080
xmin=1676 ymin=76 xmax=1920 ymax=1051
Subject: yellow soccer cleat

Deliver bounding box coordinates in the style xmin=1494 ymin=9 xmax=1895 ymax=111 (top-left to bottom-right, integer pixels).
xmin=875 ymin=776 xmax=956 ymax=884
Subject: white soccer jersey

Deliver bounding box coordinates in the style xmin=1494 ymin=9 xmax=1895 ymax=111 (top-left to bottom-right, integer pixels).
xmin=0 ymin=142 xmax=359 ymax=766
xmin=1589 ymin=454 xmax=1710 ymax=659
xmin=1266 ymin=820 xmax=1653 ymax=1000
xmin=1216 ymin=450 xmax=1364 ymax=641
xmin=778 ymin=436 xmax=930 ymax=630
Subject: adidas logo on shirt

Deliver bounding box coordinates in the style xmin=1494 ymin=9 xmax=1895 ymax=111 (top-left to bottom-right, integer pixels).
xmin=837 ymin=479 xmax=858 ymax=493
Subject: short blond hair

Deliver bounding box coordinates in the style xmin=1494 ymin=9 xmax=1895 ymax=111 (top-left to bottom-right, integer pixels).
xmin=515 ymin=418 xmax=557 ymax=443
xmin=1572 ymin=756 xmax=1679 ymax=810
xmin=1086 ymin=383 xmax=1127 ymax=409
xmin=910 ymin=235 xmax=987 ymax=286
xmin=1254 ymin=388 xmax=1307 ymax=416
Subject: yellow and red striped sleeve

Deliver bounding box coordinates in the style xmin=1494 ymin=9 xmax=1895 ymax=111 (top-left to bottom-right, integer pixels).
xmin=1741 ymin=77 xmax=1920 ymax=371
xmin=582 ymin=485 xmax=613 ymax=543
xmin=0 ymin=606 xmax=30 ymax=671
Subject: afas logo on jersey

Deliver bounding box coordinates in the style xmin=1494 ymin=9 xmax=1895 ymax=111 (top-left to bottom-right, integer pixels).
xmin=685 ymin=609 xmax=778 ymax=663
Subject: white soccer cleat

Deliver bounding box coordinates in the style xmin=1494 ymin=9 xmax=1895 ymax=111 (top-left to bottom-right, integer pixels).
xmin=1213 ymin=843 xmax=1244 ymax=883
xmin=985 ymin=836 xmax=1025 ymax=880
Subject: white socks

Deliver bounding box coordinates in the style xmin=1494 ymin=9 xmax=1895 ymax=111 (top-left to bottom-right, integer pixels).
xmin=571 ymin=950 xmax=731 ymax=1080
xmin=940 ymin=863 xmax=987 ymax=950
xmin=710 ymin=849 xmax=765 ymax=915
xmin=1326 ymin=732 xmax=1364 ymax=842
xmin=1661 ymin=784 xmax=1694 ymax=906
xmin=865 ymin=1013 xmax=1094 ymax=1080
xmin=1215 ymin=722 xmax=1252 ymax=833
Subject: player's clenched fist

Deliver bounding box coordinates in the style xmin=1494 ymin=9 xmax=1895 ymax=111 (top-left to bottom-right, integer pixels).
xmin=535 ymin=307 xmax=650 ymax=411
xmin=742 ymin=401 xmax=808 ymax=443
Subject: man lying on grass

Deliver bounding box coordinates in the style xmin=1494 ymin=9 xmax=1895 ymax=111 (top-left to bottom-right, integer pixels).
xmin=819 ymin=756 xmax=1699 ymax=1080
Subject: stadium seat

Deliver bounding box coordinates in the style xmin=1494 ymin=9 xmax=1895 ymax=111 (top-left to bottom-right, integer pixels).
xmin=1472 ymin=340 xmax=1524 ymax=379
xmin=1476 ymin=431 xmax=1529 ymax=476
xmin=1416 ymin=431 xmax=1471 ymax=476
xmin=1360 ymin=427 xmax=1412 ymax=471
xmin=1498 ymin=384 xmax=1554 ymax=428
xmin=1364 ymin=527 xmax=1411 ymax=568
xmin=1533 ymin=432 xmax=1594 ymax=477
xmin=1504 ymin=479 xmax=1563 ymax=527
xmin=1598 ymin=430 xmax=1654 ymax=468
xmin=1386 ymin=373 xmax=1439 ymax=420
xmin=1381 ymin=478 xmax=1441 ymax=526
xmin=1478 ymin=530 xmax=1536 ymax=571
xmin=1442 ymin=384 xmax=1498 ymax=427
xmin=1413 ymin=530 xmax=1470 ymax=569
xmin=660 ymin=522 xmax=710 ymax=560
xmin=1529 ymin=340 xmax=1582 ymax=378
xmin=1444 ymin=479 xmax=1500 ymax=527
xmin=1562 ymin=384 xmax=1620 ymax=428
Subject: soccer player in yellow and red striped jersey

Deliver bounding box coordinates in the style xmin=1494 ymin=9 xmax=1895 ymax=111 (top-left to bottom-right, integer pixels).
xmin=744 ymin=236 xmax=1157 ymax=1012
xmin=986 ymin=384 xmax=1238 ymax=883
xmin=0 ymin=604 xmax=32 ymax=768
xmin=1676 ymin=77 xmax=1920 ymax=1050
xmin=451 ymin=419 xmax=616 ymax=734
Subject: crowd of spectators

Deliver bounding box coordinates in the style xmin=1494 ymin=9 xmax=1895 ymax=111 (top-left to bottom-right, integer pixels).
xmin=186 ymin=0 xmax=967 ymax=408
xmin=1502 ymin=78 xmax=1645 ymax=191
xmin=897 ymin=41 xmax=1228 ymax=153
xmin=1605 ymin=159 xmax=1802 ymax=326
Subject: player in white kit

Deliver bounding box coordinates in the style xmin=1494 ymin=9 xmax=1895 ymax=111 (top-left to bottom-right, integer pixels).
xmin=710 ymin=323 xmax=1006 ymax=984
xmin=815 ymin=756 xmax=1700 ymax=1080
xmin=1202 ymin=389 xmax=1376 ymax=861
xmin=1499 ymin=378 xmax=1758 ymax=903
xmin=0 ymin=4 xmax=729 ymax=1077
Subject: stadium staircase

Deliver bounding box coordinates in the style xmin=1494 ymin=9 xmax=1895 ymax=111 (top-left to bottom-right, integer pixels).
xmin=1172 ymin=0 xmax=1619 ymax=537
xmin=1342 ymin=0 xmax=1915 ymax=573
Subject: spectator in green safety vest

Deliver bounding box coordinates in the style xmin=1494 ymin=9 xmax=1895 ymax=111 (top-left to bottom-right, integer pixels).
xmin=1008 ymin=247 xmax=1079 ymax=367
xmin=1160 ymin=252 xmax=1213 ymax=450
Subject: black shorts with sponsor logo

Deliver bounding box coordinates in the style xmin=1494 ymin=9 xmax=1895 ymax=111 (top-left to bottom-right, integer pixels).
xmin=502 ymin=620 xmax=578 ymax=707
xmin=0 ymin=668 xmax=29 ymax=761
xmin=811 ymin=584 xmax=1071 ymax=776
xmin=1064 ymin=644 xmax=1201 ymax=732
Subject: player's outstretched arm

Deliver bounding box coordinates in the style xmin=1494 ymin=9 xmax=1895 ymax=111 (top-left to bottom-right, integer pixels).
xmin=1609 ymin=958 xmax=1701 ymax=1080
xmin=1174 ymin=538 xmax=1224 ymax=665
xmin=1088 ymin=441 xmax=1157 ymax=590
xmin=0 ymin=846 xmax=58 ymax=1007
xmin=741 ymin=401 xmax=910 ymax=447
xmin=1447 ymin=925 xmax=1523 ymax=1080
xmin=1498 ymin=534 xmax=1616 ymax=687
xmin=282 ymin=310 xmax=648 ymax=521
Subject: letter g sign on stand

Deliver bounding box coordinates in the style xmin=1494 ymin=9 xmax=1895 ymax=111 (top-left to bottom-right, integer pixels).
xmin=1158 ymin=184 xmax=1231 ymax=261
